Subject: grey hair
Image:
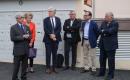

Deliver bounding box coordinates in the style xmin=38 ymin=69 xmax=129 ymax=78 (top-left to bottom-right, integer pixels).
xmin=48 ymin=7 xmax=56 ymax=13
xmin=69 ymin=10 xmax=76 ymax=14
xmin=105 ymin=12 xmax=114 ymax=18
xmin=15 ymin=14 xmax=23 ymax=19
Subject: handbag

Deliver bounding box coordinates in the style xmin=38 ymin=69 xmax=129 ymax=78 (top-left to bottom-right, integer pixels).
xmin=28 ymin=48 xmax=37 ymax=58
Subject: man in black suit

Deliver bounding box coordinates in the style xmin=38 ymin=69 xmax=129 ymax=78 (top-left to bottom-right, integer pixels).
xmin=10 ymin=15 xmax=31 ymax=80
xmin=63 ymin=11 xmax=81 ymax=70
xmin=97 ymin=12 xmax=119 ymax=80
xmin=43 ymin=7 xmax=62 ymax=74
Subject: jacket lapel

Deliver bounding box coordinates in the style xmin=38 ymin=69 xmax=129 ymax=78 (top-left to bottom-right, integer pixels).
xmin=88 ymin=20 xmax=92 ymax=39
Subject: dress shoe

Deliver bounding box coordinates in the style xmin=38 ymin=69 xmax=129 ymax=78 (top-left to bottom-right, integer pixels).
xmin=105 ymin=76 xmax=112 ymax=80
xmin=30 ymin=67 xmax=34 ymax=73
xmin=105 ymin=75 xmax=114 ymax=80
xmin=16 ymin=78 xmax=20 ymax=80
xmin=80 ymin=68 xmax=89 ymax=73
xmin=21 ymin=77 xmax=27 ymax=80
xmin=52 ymin=69 xmax=58 ymax=74
xmin=96 ymin=73 xmax=105 ymax=77
xmin=91 ymin=71 xmax=97 ymax=76
xmin=63 ymin=66 xmax=69 ymax=71
xmin=71 ymin=66 xmax=76 ymax=71
xmin=46 ymin=68 xmax=52 ymax=74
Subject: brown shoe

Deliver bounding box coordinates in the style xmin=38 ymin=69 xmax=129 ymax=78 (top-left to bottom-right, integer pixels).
xmin=52 ymin=69 xmax=58 ymax=74
xmin=46 ymin=68 xmax=52 ymax=74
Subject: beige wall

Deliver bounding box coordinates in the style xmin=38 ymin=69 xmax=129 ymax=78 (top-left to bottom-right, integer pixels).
xmin=95 ymin=0 xmax=130 ymax=18
xmin=75 ymin=0 xmax=92 ymax=18
xmin=76 ymin=0 xmax=130 ymax=18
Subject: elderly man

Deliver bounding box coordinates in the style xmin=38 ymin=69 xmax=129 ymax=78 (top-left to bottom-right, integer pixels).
xmin=43 ymin=7 xmax=62 ymax=74
xmin=10 ymin=14 xmax=31 ymax=80
xmin=97 ymin=12 xmax=119 ymax=80
xmin=63 ymin=10 xmax=81 ymax=70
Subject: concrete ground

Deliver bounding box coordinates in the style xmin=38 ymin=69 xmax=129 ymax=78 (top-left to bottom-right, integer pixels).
xmin=0 ymin=62 xmax=129 ymax=80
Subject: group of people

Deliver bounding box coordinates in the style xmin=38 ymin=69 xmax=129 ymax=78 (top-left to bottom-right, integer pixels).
xmin=10 ymin=7 xmax=119 ymax=80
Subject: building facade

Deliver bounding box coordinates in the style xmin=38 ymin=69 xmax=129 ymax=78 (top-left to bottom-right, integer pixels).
xmin=0 ymin=0 xmax=130 ymax=70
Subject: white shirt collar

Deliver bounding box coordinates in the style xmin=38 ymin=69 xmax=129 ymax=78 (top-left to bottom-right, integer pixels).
xmin=87 ymin=19 xmax=91 ymax=23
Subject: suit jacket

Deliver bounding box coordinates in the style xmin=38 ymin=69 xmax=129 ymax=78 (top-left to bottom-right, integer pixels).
xmin=43 ymin=16 xmax=62 ymax=43
xmin=98 ymin=20 xmax=119 ymax=51
xmin=63 ymin=19 xmax=81 ymax=43
xmin=10 ymin=23 xmax=31 ymax=56
xmin=81 ymin=20 xmax=99 ymax=48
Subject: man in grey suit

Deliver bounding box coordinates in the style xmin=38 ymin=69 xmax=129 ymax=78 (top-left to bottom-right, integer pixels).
xmin=10 ymin=14 xmax=31 ymax=80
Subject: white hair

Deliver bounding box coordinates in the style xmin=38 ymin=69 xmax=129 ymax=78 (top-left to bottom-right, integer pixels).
xmin=105 ymin=12 xmax=114 ymax=18
xmin=48 ymin=7 xmax=56 ymax=13
xmin=69 ymin=10 xmax=76 ymax=14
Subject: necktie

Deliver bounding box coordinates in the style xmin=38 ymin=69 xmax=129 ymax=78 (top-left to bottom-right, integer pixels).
xmin=20 ymin=24 xmax=25 ymax=33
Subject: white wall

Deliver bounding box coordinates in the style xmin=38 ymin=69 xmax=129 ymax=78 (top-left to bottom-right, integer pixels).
xmin=0 ymin=0 xmax=76 ymax=11
xmin=0 ymin=0 xmax=77 ymax=64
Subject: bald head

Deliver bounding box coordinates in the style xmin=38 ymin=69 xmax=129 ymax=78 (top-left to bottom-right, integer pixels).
xmin=105 ymin=12 xmax=114 ymax=22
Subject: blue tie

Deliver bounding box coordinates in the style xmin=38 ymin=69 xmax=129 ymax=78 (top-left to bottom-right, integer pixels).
xmin=20 ymin=24 xmax=25 ymax=33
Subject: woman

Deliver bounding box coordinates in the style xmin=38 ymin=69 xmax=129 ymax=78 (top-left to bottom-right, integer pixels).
xmin=24 ymin=13 xmax=36 ymax=73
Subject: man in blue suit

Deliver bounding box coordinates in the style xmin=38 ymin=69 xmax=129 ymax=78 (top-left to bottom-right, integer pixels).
xmin=80 ymin=11 xmax=99 ymax=75
xmin=43 ymin=7 xmax=62 ymax=74
xmin=97 ymin=12 xmax=119 ymax=80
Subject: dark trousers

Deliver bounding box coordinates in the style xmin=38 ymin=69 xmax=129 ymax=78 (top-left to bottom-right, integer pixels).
xmin=28 ymin=43 xmax=34 ymax=67
xmin=45 ymin=41 xmax=59 ymax=70
xmin=64 ymin=39 xmax=78 ymax=67
xmin=99 ymin=49 xmax=116 ymax=78
xmin=28 ymin=58 xmax=33 ymax=67
xmin=12 ymin=55 xmax=28 ymax=80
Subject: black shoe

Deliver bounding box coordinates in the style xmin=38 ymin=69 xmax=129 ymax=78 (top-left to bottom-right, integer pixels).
xmin=96 ymin=73 xmax=105 ymax=77
xmin=63 ymin=66 xmax=69 ymax=71
xmin=105 ymin=75 xmax=114 ymax=80
xmin=105 ymin=76 xmax=113 ymax=80
xmin=71 ymin=66 xmax=76 ymax=71
xmin=91 ymin=71 xmax=97 ymax=76
xmin=21 ymin=77 xmax=27 ymax=80
xmin=80 ymin=69 xmax=89 ymax=73
xmin=21 ymin=79 xmax=27 ymax=80
xmin=16 ymin=78 xmax=20 ymax=80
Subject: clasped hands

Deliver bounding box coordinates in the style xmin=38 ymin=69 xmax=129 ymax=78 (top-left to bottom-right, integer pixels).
xmin=67 ymin=26 xmax=74 ymax=32
xmin=50 ymin=34 xmax=57 ymax=41
xmin=23 ymin=34 xmax=30 ymax=39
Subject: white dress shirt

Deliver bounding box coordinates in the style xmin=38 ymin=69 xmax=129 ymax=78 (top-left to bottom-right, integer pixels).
xmin=70 ymin=20 xmax=74 ymax=27
xmin=50 ymin=17 xmax=56 ymax=28
xmin=84 ymin=20 xmax=91 ymax=39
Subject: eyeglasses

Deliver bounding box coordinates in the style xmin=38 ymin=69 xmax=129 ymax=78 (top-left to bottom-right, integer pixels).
xmin=84 ymin=15 xmax=90 ymax=16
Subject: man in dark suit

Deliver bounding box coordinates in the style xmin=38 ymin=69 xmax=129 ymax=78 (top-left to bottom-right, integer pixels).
xmin=80 ymin=11 xmax=99 ymax=75
xmin=97 ymin=12 xmax=119 ymax=80
xmin=43 ymin=7 xmax=62 ymax=74
xmin=10 ymin=14 xmax=31 ymax=80
xmin=63 ymin=10 xmax=81 ymax=70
